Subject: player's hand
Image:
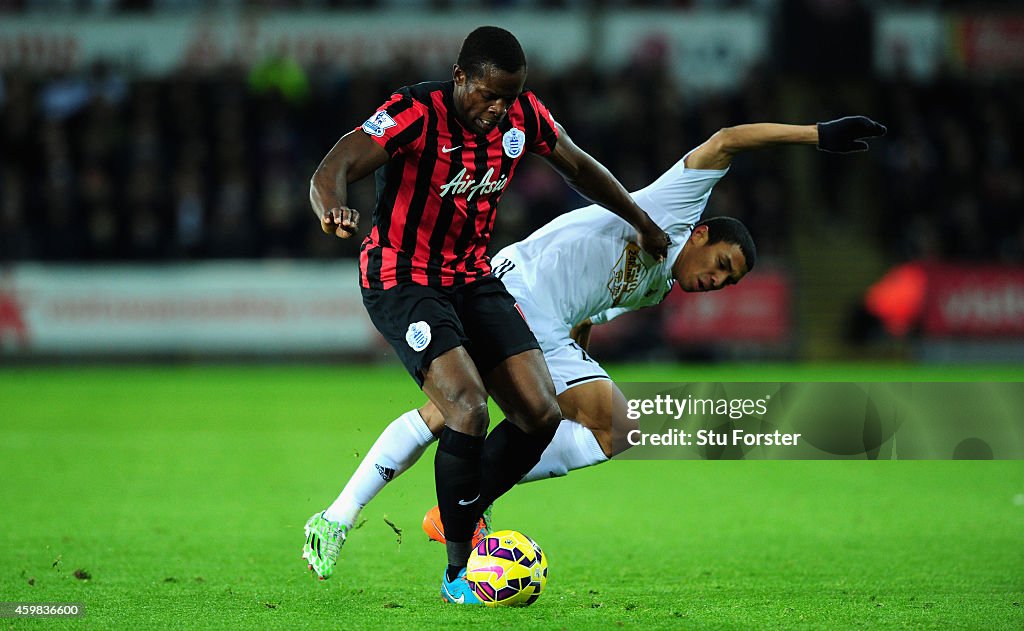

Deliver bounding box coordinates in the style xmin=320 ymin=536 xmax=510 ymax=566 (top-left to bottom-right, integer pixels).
xmin=321 ymin=207 xmax=360 ymax=238
xmin=817 ymin=116 xmax=887 ymax=154
xmin=637 ymin=221 xmax=670 ymax=263
xmin=570 ymin=318 xmax=593 ymax=351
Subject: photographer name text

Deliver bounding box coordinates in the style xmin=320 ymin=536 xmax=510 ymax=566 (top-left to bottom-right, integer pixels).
xmin=626 ymin=428 xmax=801 ymax=447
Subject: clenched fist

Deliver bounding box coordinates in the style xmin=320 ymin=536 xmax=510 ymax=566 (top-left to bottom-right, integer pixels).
xmin=321 ymin=207 xmax=360 ymax=238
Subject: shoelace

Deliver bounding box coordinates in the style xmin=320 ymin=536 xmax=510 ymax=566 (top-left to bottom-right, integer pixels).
xmin=324 ymin=527 xmax=345 ymax=559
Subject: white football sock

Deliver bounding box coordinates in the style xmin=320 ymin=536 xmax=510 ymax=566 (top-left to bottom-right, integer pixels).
xmin=520 ymin=419 xmax=609 ymax=483
xmin=325 ymin=409 xmax=436 ymax=527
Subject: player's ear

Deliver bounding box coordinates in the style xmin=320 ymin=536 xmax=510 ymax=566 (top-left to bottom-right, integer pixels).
xmin=453 ymin=64 xmax=466 ymax=85
xmin=691 ymin=225 xmax=709 ymax=245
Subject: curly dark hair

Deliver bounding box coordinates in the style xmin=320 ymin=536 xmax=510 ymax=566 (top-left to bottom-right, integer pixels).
xmin=457 ymin=26 xmax=527 ymax=79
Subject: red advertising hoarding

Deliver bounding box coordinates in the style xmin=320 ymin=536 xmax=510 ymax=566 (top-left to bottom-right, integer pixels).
xmin=954 ymin=15 xmax=1024 ymax=73
xmin=921 ymin=264 xmax=1024 ymax=337
xmin=660 ymin=270 xmax=791 ymax=345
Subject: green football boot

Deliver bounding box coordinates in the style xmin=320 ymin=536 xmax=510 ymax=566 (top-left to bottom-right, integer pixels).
xmin=302 ymin=511 xmax=349 ymax=580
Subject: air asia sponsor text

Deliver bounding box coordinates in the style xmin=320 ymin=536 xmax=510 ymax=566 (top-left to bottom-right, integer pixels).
xmin=439 ymin=167 xmax=508 ymax=201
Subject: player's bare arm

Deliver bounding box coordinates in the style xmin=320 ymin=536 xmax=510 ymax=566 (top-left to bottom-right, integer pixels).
xmin=685 ymin=116 xmax=887 ymax=170
xmin=543 ymin=123 xmax=670 ymax=261
xmin=309 ymin=129 xmax=389 ymax=238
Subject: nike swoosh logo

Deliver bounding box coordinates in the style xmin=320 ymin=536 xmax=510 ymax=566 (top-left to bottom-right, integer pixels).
xmin=457 ymin=494 xmax=480 ymax=506
xmin=443 ymin=583 xmax=465 ymax=603
xmin=473 ymin=565 xmax=505 ymax=579
xmin=441 ymin=145 xmax=461 ymax=153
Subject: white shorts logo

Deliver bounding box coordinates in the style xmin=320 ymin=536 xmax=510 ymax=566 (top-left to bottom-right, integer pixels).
xmin=362 ymin=110 xmax=397 ymax=137
xmin=405 ymin=321 xmax=431 ymax=352
xmin=502 ymin=127 xmax=525 ymax=158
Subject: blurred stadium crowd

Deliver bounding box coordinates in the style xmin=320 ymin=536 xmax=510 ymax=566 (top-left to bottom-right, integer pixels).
xmin=0 ymin=3 xmax=1021 ymax=268
xmin=0 ymin=58 xmax=791 ymax=262
xmin=0 ymin=1 xmax=990 ymax=11
xmin=876 ymin=78 xmax=1024 ymax=264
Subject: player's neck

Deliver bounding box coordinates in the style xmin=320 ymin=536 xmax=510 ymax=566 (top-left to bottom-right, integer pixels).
xmin=670 ymin=243 xmax=689 ymax=281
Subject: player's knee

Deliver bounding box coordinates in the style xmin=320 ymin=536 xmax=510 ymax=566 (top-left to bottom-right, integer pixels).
xmin=512 ymin=398 xmax=561 ymax=435
xmin=445 ymin=399 xmax=490 ymax=436
xmin=539 ymin=402 xmax=562 ymax=432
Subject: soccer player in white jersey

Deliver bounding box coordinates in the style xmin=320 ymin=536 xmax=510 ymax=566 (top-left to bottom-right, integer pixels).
xmin=303 ymin=115 xmax=886 ymax=577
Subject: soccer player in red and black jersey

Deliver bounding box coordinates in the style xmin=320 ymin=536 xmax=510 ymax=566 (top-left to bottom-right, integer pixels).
xmin=305 ymin=26 xmax=669 ymax=603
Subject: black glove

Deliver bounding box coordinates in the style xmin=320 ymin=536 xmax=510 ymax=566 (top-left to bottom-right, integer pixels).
xmin=817 ymin=116 xmax=887 ymax=153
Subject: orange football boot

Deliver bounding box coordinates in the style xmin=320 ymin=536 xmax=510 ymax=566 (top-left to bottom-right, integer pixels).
xmin=422 ymin=505 xmax=492 ymax=547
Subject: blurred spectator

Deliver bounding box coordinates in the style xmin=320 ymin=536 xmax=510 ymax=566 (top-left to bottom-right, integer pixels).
xmin=172 ymin=165 xmax=206 ymax=257
xmin=0 ymin=167 xmax=35 ymax=260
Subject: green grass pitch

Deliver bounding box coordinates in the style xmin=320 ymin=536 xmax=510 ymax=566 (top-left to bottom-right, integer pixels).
xmin=1 ymin=364 xmax=1022 ymax=629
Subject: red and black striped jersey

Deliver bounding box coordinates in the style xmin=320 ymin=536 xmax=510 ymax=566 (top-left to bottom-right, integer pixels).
xmin=357 ymin=80 xmax=559 ymax=290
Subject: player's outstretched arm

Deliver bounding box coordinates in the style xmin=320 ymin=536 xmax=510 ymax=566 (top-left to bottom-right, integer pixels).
xmin=310 ymin=129 xmax=389 ymax=238
xmin=543 ymin=123 xmax=670 ymax=261
xmin=685 ymin=116 xmax=887 ymax=170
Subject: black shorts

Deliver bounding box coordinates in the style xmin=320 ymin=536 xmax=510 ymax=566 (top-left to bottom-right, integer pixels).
xmin=361 ymin=275 xmax=540 ymax=387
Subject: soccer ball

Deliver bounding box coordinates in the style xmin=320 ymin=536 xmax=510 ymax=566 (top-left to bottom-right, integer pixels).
xmin=465 ymin=530 xmax=548 ymax=607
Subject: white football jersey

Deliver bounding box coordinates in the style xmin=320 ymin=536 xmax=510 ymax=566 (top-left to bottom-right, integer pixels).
xmin=493 ymin=151 xmax=728 ymax=335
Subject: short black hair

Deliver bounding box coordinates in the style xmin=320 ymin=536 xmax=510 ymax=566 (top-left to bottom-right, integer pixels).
xmin=457 ymin=26 xmax=526 ymax=79
xmin=696 ymin=216 xmax=756 ymax=272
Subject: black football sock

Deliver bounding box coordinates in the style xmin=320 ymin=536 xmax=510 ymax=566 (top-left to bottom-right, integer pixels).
xmin=435 ymin=427 xmax=484 ymax=577
xmin=479 ymin=420 xmax=558 ymax=508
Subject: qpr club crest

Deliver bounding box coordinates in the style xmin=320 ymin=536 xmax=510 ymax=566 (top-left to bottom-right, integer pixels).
xmin=405 ymin=321 xmax=431 ymax=352
xmin=502 ymin=127 xmax=525 ymax=158
xmin=362 ymin=110 xmax=397 ymax=137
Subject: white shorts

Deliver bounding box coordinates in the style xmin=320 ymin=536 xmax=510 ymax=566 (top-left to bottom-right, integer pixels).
xmin=492 ymin=255 xmax=610 ymax=396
